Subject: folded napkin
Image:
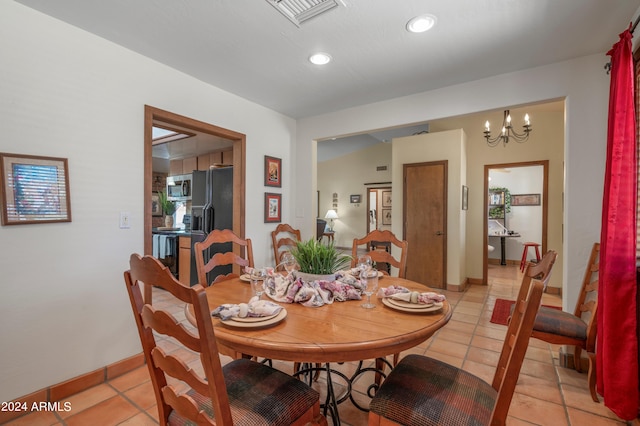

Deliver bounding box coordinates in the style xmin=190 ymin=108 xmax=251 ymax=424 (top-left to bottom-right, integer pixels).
xmin=378 ymin=285 xmax=446 ymax=305
xmin=211 ymin=298 xmax=282 ymax=321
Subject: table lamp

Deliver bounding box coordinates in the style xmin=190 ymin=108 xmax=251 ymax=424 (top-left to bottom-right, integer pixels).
xmin=324 ymin=209 xmax=338 ymax=231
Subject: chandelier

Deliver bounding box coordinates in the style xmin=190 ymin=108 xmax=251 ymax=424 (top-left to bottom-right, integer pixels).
xmin=483 ymin=110 xmax=531 ymax=147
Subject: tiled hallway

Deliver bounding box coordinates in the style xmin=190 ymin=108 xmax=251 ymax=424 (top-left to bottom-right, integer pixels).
xmin=5 ymin=265 xmax=629 ymax=425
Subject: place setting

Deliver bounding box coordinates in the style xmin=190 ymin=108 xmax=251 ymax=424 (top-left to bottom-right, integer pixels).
xmin=211 ymin=267 xmax=287 ymax=328
xmin=378 ymin=285 xmax=446 ymax=314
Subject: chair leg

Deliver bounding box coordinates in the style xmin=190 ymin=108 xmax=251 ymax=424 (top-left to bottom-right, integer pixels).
xmin=587 ymin=351 xmax=599 ymax=403
xmin=573 ymin=346 xmax=583 ymax=373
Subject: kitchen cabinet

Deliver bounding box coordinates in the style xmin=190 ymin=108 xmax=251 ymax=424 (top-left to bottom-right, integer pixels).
xmin=170 ymin=157 xmax=198 ymax=175
xmin=178 ymin=236 xmax=191 ymax=286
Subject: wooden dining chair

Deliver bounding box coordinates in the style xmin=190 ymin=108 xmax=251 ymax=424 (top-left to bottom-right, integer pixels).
xmin=368 ymin=279 xmax=545 ymax=426
xmin=194 ymin=229 xmax=254 ymax=286
xmin=352 ymin=230 xmax=408 ymax=375
xmin=124 ymin=254 xmax=326 ymax=426
xmin=271 ymin=223 xmax=301 ymax=270
xmin=351 ymin=229 xmax=408 ymax=278
xmin=529 ymin=242 xmax=599 ymax=402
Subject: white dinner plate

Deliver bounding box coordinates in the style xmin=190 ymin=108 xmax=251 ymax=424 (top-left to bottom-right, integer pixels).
xmin=230 ymin=312 xmax=279 ymax=323
xmin=239 ymin=273 xmax=267 ymax=282
xmin=387 ymin=298 xmax=434 ymax=310
xmin=220 ymin=309 xmax=287 ymax=328
xmin=382 ymin=298 xmax=443 ymax=313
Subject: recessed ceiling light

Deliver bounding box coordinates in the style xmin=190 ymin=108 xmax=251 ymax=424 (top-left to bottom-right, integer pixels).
xmin=406 ymin=14 xmax=437 ymax=33
xmin=309 ymin=52 xmax=332 ymax=65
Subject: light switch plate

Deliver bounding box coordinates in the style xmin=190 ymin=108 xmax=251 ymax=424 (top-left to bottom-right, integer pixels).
xmin=119 ymin=211 xmax=131 ymax=229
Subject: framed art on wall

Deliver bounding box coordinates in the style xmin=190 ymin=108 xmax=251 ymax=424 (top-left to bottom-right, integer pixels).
xmin=0 ymin=152 xmax=72 ymax=225
xmin=151 ymin=193 xmax=163 ymax=216
xmin=264 ymin=192 xmax=282 ymax=223
xmin=512 ymin=193 xmax=541 ymax=206
xmin=264 ymin=155 xmax=282 ymax=187
xmin=382 ymin=208 xmax=392 ymax=225
xmin=382 ymin=191 xmax=392 ymax=207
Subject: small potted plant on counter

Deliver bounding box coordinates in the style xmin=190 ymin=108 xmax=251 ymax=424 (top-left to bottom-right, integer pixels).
xmin=157 ymin=190 xmax=176 ymax=228
xmin=290 ymin=238 xmax=351 ymax=282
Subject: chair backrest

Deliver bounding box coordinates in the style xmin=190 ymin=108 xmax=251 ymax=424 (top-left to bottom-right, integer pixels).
xmin=124 ymin=254 xmax=233 ymax=425
xmin=271 ymin=223 xmax=301 ymax=270
xmin=575 ymin=242 xmax=599 ymax=351
xmin=517 ymin=250 xmax=558 ymax=298
xmin=490 ymin=279 xmax=544 ymax=423
xmin=194 ymin=229 xmax=254 ymax=286
xmin=351 ymin=230 xmax=408 ymax=278
xmin=316 ymin=219 xmax=327 ymax=240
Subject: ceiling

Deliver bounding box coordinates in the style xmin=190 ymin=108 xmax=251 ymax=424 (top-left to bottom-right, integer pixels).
xmin=15 ymin=0 xmax=640 ymax=120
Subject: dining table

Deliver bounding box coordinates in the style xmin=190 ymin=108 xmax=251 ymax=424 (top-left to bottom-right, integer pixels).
xmin=185 ymin=274 xmax=452 ymax=425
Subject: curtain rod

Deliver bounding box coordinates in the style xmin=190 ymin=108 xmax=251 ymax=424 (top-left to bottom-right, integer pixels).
xmin=604 ymin=17 xmax=639 ymax=74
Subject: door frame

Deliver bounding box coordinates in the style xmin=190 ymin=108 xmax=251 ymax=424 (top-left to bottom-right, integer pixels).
xmin=143 ymin=105 xmax=246 ymax=255
xmin=482 ymin=160 xmax=549 ymax=284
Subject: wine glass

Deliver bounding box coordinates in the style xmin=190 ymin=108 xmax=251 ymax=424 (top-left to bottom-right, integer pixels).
xmin=282 ymin=252 xmax=297 ymax=276
xmin=360 ymin=268 xmax=379 ymax=309
xmin=356 ymin=254 xmax=372 ymax=274
xmin=250 ymin=267 xmax=267 ymax=300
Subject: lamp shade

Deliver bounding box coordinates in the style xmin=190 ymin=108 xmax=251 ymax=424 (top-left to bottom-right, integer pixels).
xmin=325 ymin=209 xmax=338 ymax=219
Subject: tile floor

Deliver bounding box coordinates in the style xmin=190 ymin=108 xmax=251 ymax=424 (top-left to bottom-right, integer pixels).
xmin=5 ymin=264 xmax=630 ymax=426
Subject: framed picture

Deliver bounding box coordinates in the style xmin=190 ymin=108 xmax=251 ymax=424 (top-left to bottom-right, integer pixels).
xmin=382 ymin=208 xmax=392 ymax=225
xmin=0 ymin=153 xmax=72 ymax=225
xmin=264 ymin=192 xmax=282 ymax=223
xmin=350 ymin=194 xmax=361 ymax=203
xmin=512 ymin=193 xmax=541 ymax=206
xmin=264 ymin=155 xmax=282 ymax=187
xmin=382 ymin=191 xmax=392 ymax=207
xmin=151 ymin=193 xmax=163 ymax=216
xmin=462 ymin=185 xmax=468 ymax=210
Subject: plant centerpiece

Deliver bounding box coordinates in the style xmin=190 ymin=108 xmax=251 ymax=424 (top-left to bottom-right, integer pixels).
xmin=289 ymin=238 xmax=351 ymax=282
xmin=157 ymin=190 xmax=176 ymax=227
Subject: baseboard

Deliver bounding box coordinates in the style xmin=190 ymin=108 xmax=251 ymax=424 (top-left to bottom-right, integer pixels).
xmin=0 ymin=353 xmax=145 ymax=424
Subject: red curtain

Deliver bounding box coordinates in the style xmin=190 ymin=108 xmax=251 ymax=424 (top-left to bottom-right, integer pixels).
xmin=598 ymin=26 xmax=639 ymax=420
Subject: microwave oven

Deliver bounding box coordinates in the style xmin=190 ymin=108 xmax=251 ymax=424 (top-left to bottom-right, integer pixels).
xmin=166 ymin=174 xmax=192 ymax=200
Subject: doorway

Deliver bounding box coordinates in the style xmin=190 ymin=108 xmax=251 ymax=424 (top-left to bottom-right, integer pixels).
xmin=143 ymin=105 xmax=246 ymax=256
xmin=403 ymin=160 xmax=447 ymax=288
xmin=483 ymin=160 xmax=549 ymax=284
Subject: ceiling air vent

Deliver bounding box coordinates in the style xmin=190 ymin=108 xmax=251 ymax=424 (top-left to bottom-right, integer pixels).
xmin=267 ymin=0 xmax=342 ymax=26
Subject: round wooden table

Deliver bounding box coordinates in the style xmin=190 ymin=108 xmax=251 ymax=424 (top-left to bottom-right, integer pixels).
xmin=186 ymin=275 xmax=451 ymax=424
xmin=186 ymin=275 xmax=451 ymax=363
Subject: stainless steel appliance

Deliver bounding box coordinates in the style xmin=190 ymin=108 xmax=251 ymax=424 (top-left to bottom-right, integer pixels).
xmin=190 ymin=167 xmax=233 ymax=285
xmin=166 ymin=174 xmax=192 ymax=200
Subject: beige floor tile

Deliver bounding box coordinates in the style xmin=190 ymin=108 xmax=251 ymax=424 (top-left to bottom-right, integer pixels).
xmin=124 ymin=381 xmax=157 ymax=411
xmin=107 ymin=366 xmax=151 ymax=393
xmin=58 ymin=383 xmax=118 ymax=419
xmin=514 ymin=373 xmax=563 ymax=404
xmin=3 ymin=410 xmax=60 ymax=426
xmin=507 ymin=392 xmax=568 ymax=426
xmin=64 ymin=395 xmax=140 ymax=426
xmin=566 ymin=407 xmax=627 ymax=425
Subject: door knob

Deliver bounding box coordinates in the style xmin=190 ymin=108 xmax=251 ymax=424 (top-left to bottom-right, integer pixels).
xmin=435 ymin=231 xmax=444 ymax=236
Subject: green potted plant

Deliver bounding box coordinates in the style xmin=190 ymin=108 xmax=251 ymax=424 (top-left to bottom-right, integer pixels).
xmin=290 ymin=238 xmax=351 ymax=282
xmin=157 ymin=190 xmax=176 ymax=227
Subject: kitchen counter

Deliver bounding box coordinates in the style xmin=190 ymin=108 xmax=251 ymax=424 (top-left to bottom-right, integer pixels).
xmin=152 ymin=228 xmax=193 ymax=236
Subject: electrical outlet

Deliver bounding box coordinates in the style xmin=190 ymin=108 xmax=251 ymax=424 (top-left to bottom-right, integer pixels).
xmin=119 ymin=211 xmax=131 ymax=229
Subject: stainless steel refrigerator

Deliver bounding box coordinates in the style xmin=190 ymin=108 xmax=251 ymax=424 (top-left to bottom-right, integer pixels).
xmin=190 ymin=167 xmax=233 ymax=285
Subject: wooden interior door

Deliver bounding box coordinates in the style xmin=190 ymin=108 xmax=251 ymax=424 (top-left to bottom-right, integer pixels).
xmin=403 ymin=161 xmax=447 ymax=288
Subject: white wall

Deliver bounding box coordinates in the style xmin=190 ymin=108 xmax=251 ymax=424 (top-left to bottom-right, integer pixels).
xmin=317 ymin=143 xmax=392 ymax=248
xmin=295 ymin=54 xmax=610 ymax=314
xmin=0 ymin=2 xmax=296 ymax=402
